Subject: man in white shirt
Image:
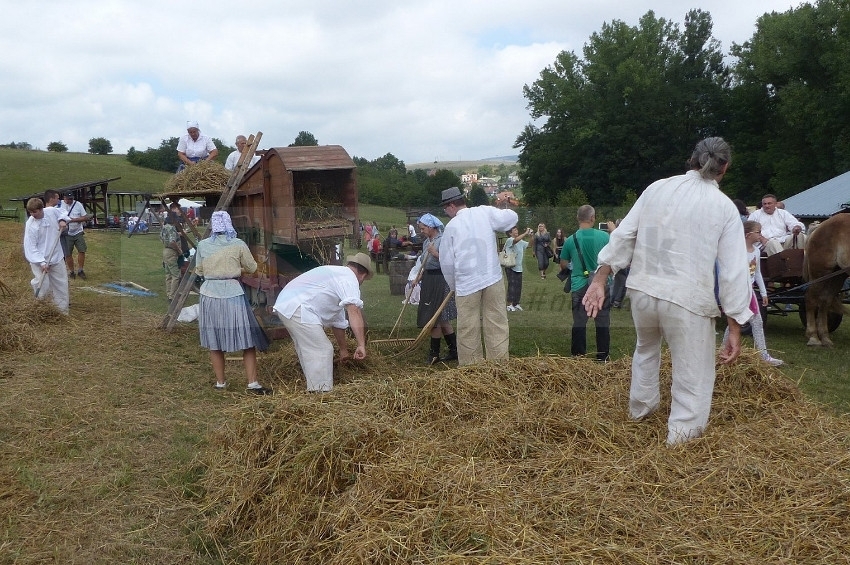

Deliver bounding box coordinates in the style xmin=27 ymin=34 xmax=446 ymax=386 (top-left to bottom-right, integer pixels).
xmin=747 ymin=194 xmax=806 ymax=255
xmin=176 ymin=120 xmax=218 ymax=172
xmin=439 ymin=186 xmax=517 ymax=366
xmin=224 ymin=135 xmax=261 ymax=171
xmin=23 ymin=197 xmax=71 ymax=313
xmin=60 ymin=192 xmax=90 ymax=280
xmin=582 ymin=137 xmax=752 ymax=446
xmin=272 ymin=253 xmax=372 ymax=392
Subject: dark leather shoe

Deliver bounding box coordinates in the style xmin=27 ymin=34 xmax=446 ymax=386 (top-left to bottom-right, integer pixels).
xmin=441 ymin=350 xmax=458 ymax=362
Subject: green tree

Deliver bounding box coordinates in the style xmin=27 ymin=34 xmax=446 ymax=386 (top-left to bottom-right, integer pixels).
xmin=88 ymin=137 xmax=113 ymax=155
xmin=468 ymin=184 xmax=490 ymax=206
xmin=47 ymin=141 xmax=68 ymax=152
xmin=516 ymin=9 xmax=729 ymax=206
xmin=726 ymin=0 xmax=850 ymax=201
xmin=290 ymin=131 xmax=318 ymax=147
xmin=373 ymin=152 xmax=406 ymax=175
xmin=212 ymin=138 xmax=233 ymax=166
xmin=127 ymin=138 xmax=180 ymax=172
xmin=423 ymin=170 xmax=463 ymax=206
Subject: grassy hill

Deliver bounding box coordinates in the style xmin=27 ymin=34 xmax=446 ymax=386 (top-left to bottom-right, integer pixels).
xmin=0 ymin=148 xmax=172 ymax=205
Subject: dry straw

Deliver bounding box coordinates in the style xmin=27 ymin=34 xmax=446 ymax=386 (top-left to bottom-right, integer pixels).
xmin=163 ymin=160 xmax=230 ymax=194
xmin=199 ymin=351 xmax=850 ymax=564
xmin=0 ymin=247 xmax=65 ymax=352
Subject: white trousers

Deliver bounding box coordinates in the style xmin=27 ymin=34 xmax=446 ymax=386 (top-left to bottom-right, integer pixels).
xmin=763 ymin=233 xmax=807 ymax=256
xmin=277 ymin=307 xmax=334 ymax=392
xmin=30 ymin=262 xmax=69 ymax=314
xmin=628 ymin=290 xmax=716 ymax=445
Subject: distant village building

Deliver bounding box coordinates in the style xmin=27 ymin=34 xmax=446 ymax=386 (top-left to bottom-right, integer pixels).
xmin=504 ymin=171 xmax=521 ymax=190
xmin=461 ymin=172 xmax=479 ymax=185
xmin=478 ymin=177 xmax=499 ymax=194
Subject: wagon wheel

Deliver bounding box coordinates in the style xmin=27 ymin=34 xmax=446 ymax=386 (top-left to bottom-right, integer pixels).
xmin=797 ymin=302 xmax=843 ymax=333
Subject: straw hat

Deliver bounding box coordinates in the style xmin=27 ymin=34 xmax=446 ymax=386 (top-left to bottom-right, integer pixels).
xmin=346 ymin=252 xmax=375 ymax=280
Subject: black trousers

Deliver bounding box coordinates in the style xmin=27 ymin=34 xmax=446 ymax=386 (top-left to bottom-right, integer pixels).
xmin=570 ymin=283 xmax=611 ymax=361
xmin=505 ymin=268 xmax=523 ymax=305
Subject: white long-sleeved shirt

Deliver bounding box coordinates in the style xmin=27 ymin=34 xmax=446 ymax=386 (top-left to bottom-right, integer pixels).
xmin=272 ymin=265 xmax=363 ymax=329
xmin=224 ymin=150 xmax=260 ymax=171
xmin=747 ymin=208 xmax=805 ymax=244
xmin=597 ymin=170 xmax=752 ymax=325
xmin=23 ymin=207 xmax=70 ymax=265
xmin=440 ymin=206 xmax=518 ymax=297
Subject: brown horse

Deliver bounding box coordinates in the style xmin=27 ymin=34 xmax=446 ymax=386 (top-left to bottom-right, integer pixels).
xmin=803 ymin=213 xmax=850 ymax=346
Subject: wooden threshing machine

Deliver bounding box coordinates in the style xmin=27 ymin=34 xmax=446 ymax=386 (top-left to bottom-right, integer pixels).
xmin=229 ymin=145 xmax=359 ymax=316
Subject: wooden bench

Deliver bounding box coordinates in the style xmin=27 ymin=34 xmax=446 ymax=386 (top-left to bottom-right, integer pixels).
xmin=0 ymin=207 xmax=19 ymax=222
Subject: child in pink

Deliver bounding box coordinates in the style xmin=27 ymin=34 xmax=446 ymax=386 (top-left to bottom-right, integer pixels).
xmin=722 ymin=220 xmax=783 ymax=366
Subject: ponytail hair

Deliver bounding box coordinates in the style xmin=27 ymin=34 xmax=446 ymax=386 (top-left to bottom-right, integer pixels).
xmin=687 ymin=137 xmax=731 ymax=180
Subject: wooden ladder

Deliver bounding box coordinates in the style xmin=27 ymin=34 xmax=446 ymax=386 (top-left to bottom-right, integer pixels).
xmin=159 ymin=132 xmax=263 ymax=331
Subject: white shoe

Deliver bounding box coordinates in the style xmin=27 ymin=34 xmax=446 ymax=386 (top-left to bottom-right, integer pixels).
xmin=507 ymin=305 xmax=515 ymax=312
xmin=514 ymin=304 xmax=523 ymax=311
xmin=762 ymin=355 xmax=784 ymax=366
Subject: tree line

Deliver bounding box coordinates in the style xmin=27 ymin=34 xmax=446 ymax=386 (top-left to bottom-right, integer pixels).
xmin=515 ymin=1 xmax=850 ymax=207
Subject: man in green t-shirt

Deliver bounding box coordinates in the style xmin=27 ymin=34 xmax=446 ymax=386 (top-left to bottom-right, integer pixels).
xmin=560 ymin=205 xmax=610 ymax=361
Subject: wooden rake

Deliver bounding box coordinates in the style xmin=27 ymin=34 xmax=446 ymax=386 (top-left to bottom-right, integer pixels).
xmin=371 ymin=290 xmax=454 ymax=357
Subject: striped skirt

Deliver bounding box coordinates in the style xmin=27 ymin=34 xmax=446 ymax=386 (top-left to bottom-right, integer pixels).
xmin=198 ymin=294 xmax=269 ymax=353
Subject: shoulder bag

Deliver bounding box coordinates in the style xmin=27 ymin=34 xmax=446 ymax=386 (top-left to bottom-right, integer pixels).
xmin=499 ymin=240 xmax=517 ymax=268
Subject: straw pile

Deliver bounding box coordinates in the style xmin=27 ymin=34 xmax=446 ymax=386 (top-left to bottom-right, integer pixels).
xmin=0 ymin=247 xmax=65 ymax=352
xmin=163 ymin=160 xmax=230 ymax=194
xmin=199 ymin=352 xmax=850 ymax=564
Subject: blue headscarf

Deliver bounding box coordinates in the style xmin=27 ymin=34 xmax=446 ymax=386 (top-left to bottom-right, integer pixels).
xmin=210 ymin=210 xmax=237 ymax=241
xmin=418 ymin=213 xmax=444 ymax=231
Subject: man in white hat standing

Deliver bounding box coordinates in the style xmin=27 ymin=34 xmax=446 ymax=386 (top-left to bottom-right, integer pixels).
xmin=439 ymin=186 xmax=518 ymax=365
xmin=272 ymin=253 xmax=373 ymax=392
xmin=176 ymin=120 xmax=218 ymax=172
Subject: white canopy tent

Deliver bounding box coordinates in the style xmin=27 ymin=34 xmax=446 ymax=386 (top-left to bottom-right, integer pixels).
xmin=177 ymin=198 xmax=203 ymax=208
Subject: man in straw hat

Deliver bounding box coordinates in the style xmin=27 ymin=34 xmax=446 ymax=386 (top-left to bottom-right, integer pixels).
xmin=439 ymin=186 xmax=518 ymax=366
xmin=272 ymin=253 xmax=373 ymax=392
xmin=582 ymin=137 xmax=752 ymax=446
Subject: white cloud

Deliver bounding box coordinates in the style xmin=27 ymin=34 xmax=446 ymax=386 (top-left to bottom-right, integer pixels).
xmin=0 ymin=0 xmax=803 ymax=162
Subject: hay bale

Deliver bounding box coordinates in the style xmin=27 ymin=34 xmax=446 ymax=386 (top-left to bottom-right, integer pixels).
xmin=198 ymin=352 xmax=850 ymax=563
xmin=163 ymin=160 xmax=229 ymax=194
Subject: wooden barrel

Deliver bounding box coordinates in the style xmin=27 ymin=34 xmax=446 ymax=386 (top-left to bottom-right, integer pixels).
xmin=388 ymin=259 xmax=415 ymax=295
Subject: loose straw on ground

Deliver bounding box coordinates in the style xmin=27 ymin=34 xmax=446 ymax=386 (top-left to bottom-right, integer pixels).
xmin=198 ymin=350 xmax=850 ymax=564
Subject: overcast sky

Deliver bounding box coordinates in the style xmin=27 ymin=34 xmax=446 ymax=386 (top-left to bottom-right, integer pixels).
xmin=1 ymin=0 xmax=803 ymax=164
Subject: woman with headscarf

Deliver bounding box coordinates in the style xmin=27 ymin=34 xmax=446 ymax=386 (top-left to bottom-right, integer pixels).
xmin=194 ymin=211 xmax=271 ymax=394
xmin=410 ymin=213 xmax=458 ymax=364
xmin=176 ymin=120 xmax=218 ymax=172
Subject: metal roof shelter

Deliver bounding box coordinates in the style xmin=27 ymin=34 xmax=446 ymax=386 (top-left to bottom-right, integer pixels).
xmin=11 ymin=177 xmax=123 ymax=227
xmin=782 ymin=171 xmax=850 ymax=220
